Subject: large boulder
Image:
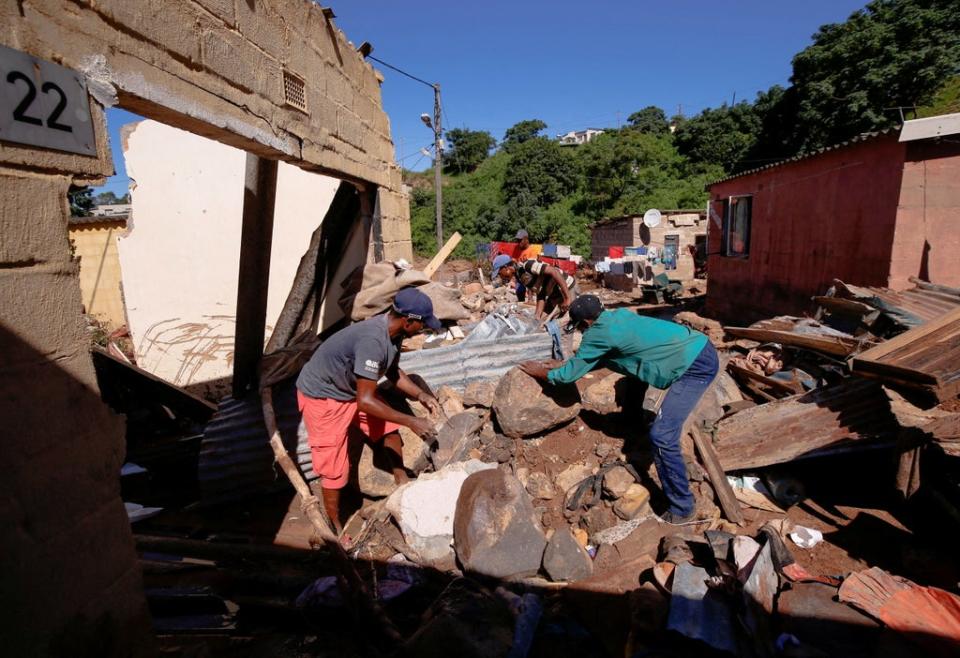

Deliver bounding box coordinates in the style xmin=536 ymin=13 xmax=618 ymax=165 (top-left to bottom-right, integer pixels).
xmin=385 ymin=459 xmax=497 ymax=565
xmin=492 ymin=368 xmax=581 ymax=438
xmin=453 ymin=469 xmax=548 ymax=578
xmin=543 ymin=527 xmax=594 ymax=582
xmin=462 ymin=380 xmax=497 ymax=408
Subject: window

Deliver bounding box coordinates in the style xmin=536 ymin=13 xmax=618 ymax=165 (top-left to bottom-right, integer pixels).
xmin=722 ymin=195 xmax=751 ymax=257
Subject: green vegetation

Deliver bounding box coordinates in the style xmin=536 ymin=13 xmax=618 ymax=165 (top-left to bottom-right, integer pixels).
xmin=408 ymin=0 xmax=960 ymax=258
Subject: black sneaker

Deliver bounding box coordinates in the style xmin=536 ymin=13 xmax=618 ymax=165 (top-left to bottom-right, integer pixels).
xmin=658 ymin=510 xmax=700 ymax=526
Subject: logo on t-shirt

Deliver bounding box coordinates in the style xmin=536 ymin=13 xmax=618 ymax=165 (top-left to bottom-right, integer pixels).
xmin=364 ymin=359 xmax=381 ymax=372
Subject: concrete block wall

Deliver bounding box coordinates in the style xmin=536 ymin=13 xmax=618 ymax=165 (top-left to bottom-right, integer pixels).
xmin=0 ymin=170 xmax=153 ymax=655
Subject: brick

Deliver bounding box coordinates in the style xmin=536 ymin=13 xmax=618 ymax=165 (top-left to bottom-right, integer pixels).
xmin=191 ymin=0 xmax=235 ymax=25
xmin=382 ymin=240 xmax=413 ymax=262
xmin=337 ymin=107 xmax=365 ymax=150
xmin=380 ymin=216 xmax=411 ymax=243
xmin=201 ymin=27 xmax=281 ymax=101
xmin=94 ymin=0 xmax=202 ymax=63
xmin=0 ymin=174 xmax=72 ymax=265
xmin=234 ymin=0 xmax=285 ymax=58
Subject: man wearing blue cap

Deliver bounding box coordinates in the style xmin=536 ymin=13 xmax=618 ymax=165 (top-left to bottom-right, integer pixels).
xmin=521 ymin=295 xmax=718 ymax=525
xmin=297 ymin=287 xmax=442 ymax=537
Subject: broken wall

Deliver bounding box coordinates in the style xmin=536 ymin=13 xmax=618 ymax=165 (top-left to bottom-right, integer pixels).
xmin=705 ymin=134 xmax=906 ymax=321
xmin=1 ymin=0 xmax=410 ymax=653
xmin=69 ymin=217 xmax=128 ymax=328
xmin=119 ymin=120 xmax=345 ymax=397
xmin=889 ymin=139 xmax=960 ymax=289
xmin=591 ymin=212 xmax=706 ymax=280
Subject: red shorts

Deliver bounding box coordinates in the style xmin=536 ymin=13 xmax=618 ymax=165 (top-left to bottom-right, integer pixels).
xmin=297 ymin=391 xmax=402 ymax=489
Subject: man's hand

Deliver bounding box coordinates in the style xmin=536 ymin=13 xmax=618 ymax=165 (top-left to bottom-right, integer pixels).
xmin=417 ymin=392 xmax=441 ymax=417
xmin=560 ymin=295 xmax=573 ymax=313
xmin=408 ymin=416 xmax=438 ymax=442
xmin=520 ymin=360 xmax=550 ymax=381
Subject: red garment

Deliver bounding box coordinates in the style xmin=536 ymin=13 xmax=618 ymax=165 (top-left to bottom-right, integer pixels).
xmin=609 ymin=246 xmax=624 ymax=258
xmin=540 ymin=256 xmax=577 ymax=275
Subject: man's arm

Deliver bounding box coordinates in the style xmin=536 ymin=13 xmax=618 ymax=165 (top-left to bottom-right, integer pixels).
xmin=543 ymin=264 xmax=574 ymax=309
xmin=356 ymin=378 xmax=436 ymax=440
xmin=545 ymin=330 xmax=611 ymax=384
xmin=394 ymin=368 xmax=441 ymax=416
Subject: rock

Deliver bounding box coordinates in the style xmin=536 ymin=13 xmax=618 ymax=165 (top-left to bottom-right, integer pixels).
xmin=385 ymin=459 xmax=497 ymax=565
xmin=481 ymin=433 xmax=514 ymax=464
xmin=602 ymin=466 xmax=636 ymax=499
xmin=478 ymin=420 xmax=496 ymax=445
xmin=403 ymin=577 xmax=515 ymax=658
xmin=453 ymin=469 xmax=548 ymax=578
xmin=462 ymin=380 xmax=497 ymax=408
xmin=461 ymin=282 xmax=484 ymax=296
xmin=582 ymin=372 xmax=627 ymax=414
xmin=572 ymin=527 xmax=590 ymax=549
xmin=543 ymin=527 xmax=594 ymax=582
xmin=356 ymin=427 xmax=430 ymax=498
xmin=555 ymin=463 xmax=593 ymax=496
xmin=613 ymin=484 xmax=651 ymax=520
xmin=525 ymin=471 xmax=557 ymax=500
xmin=431 ymin=411 xmax=486 ymax=469
xmin=437 ymin=385 xmax=465 ymax=417
xmin=674 ymin=311 xmax=727 ymax=347
xmin=492 ymin=367 xmax=581 ymax=439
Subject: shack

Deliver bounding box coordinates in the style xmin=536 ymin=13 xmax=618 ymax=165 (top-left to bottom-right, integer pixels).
xmin=705 ymin=113 xmax=960 ymax=321
xmin=591 ymin=209 xmax=707 ymax=281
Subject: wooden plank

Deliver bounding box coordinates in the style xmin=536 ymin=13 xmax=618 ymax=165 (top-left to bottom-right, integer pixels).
xmin=727 ymin=363 xmax=803 ymax=395
xmin=813 ymin=296 xmax=877 ymax=317
xmin=724 ymin=326 xmax=863 ymax=357
xmin=423 ymin=231 xmax=462 ymax=279
xmin=851 ymin=307 xmax=960 ymax=364
xmin=690 ymin=426 xmax=745 ymax=525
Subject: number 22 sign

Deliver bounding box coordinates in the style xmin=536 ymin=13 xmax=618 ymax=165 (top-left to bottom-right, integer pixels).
xmin=0 ymin=44 xmax=97 ymax=156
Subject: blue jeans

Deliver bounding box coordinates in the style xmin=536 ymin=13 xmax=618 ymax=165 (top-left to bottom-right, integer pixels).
xmin=648 ymin=342 xmax=719 ymax=517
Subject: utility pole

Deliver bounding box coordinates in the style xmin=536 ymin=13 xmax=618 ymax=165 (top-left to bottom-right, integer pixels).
xmin=433 ymin=83 xmax=443 ymax=248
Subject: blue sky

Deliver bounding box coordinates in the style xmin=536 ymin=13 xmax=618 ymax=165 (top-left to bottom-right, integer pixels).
xmin=95 ymin=0 xmax=868 ymax=194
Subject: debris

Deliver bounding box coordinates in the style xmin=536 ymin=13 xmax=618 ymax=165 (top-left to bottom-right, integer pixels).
xmin=453 ymin=469 xmax=548 ymax=579
xmin=762 ymin=470 xmax=807 ymax=507
xmin=404 ymin=577 xmax=515 ymax=658
xmin=125 ymin=501 xmax=164 ymax=522
xmin=725 ymin=316 xmax=868 ymax=357
xmin=666 ymin=561 xmax=739 ymax=654
xmin=437 ymin=385 xmax=465 ymax=417
xmin=498 ymin=589 xmax=543 ymax=658
xmin=838 ymin=567 xmax=960 ymax=656
xmin=555 ymin=463 xmax=594 ymax=497
xmin=741 ymin=542 xmax=778 ymax=655
xmin=590 ymin=517 xmax=648 ymax=545
xmin=492 ymin=367 xmax=582 ymax=438
xmin=850 ymin=307 xmax=960 ymax=401
xmin=524 ymin=471 xmax=557 ymax=500
xmin=601 ymin=465 xmax=636 ymax=498
xmin=612 ymin=484 xmax=651 ymax=520
xmin=690 ymin=425 xmax=746 ymax=525
xmin=581 ymin=372 xmax=626 ymax=414
xmin=385 ymin=459 xmax=497 ymax=565
xmin=778 ymin=582 xmax=881 ymax=657
xmin=356 ymin=426 xmax=430 ymax=498
xmin=789 ymin=526 xmax=824 ymax=549
xmin=674 ymin=310 xmax=728 ymax=347
xmin=461 ymin=282 xmax=483 ymax=296
xmin=462 ymin=380 xmax=497 ymax=408
xmin=543 ymin=527 xmax=594 ymax=582
xmin=732 ymin=535 xmax=763 ymax=582
xmin=726 ymin=475 xmax=785 ymax=513
xmin=712 ymin=379 xmax=897 ymax=471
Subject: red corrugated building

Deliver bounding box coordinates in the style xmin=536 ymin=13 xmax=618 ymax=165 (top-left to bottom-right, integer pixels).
xmin=705 ymin=114 xmax=960 ymax=321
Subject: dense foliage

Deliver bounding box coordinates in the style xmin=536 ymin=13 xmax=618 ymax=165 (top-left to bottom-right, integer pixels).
xmin=409 ymin=0 xmax=960 ymax=258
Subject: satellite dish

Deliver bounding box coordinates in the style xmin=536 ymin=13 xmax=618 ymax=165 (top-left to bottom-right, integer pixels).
xmin=643 ymin=209 xmax=662 ymax=228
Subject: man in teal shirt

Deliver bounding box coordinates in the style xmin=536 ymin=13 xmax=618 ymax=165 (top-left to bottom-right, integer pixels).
xmin=521 ymin=295 xmax=718 ymax=524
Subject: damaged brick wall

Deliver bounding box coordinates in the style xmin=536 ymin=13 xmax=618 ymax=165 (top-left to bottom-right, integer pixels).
xmin=1 ymin=1 xmax=411 ymax=653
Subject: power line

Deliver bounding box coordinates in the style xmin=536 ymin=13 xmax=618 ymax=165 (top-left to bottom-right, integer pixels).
xmin=367 ymin=55 xmax=435 ymax=89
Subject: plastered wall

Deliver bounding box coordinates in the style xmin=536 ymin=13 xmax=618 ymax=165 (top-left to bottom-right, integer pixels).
xmin=69 ymin=219 xmax=128 ymax=328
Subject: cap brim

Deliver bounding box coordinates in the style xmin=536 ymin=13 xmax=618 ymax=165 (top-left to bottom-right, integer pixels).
xmin=425 ymin=315 xmax=442 ymax=331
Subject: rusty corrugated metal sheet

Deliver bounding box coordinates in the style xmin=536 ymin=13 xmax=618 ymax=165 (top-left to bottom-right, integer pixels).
xmin=836 ymin=281 xmax=960 ymax=324
xmin=198 ymin=380 xmax=315 ymax=506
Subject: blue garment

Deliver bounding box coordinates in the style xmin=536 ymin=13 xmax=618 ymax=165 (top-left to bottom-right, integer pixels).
xmin=545 ymin=320 xmax=565 ymax=360
xmin=649 ymin=342 xmax=719 ymax=517
xmin=492 ymin=254 xmax=512 ymax=278
xmin=515 ymin=279 xmax=527 ymax=302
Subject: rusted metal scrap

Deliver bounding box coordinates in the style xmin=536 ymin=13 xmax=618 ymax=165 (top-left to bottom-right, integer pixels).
xmin=711 ymin=379 xmax=898 ymax=471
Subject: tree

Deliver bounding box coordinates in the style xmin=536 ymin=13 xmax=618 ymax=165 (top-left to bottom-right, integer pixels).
xmin=94 ymin=191 xmax=119 ymax=206
xmin=501 ymin=119 xmax=547 ymax=152
xmin=502 ymin=137 xmax=579 ymax=207
xmin=763 ymin=0 xmax=960 ymax=154
xmin=627 ymin=106 xmax=670 ymax=135
xmin=443 ymin=128 xmax=496 ymax=174
xmin=672 ymin=101 xmax=761 ymax=173
xmin=68 ymin=186 xmax=94 ymax=217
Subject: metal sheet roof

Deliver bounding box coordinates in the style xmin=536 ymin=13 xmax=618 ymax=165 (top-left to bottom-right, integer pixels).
xmin=900 ymin=112 xmax=960 ymax=142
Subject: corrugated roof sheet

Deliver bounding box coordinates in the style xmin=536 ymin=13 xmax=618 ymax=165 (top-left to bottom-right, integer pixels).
xmin=705 ymin=128 xmax=899 ymax=188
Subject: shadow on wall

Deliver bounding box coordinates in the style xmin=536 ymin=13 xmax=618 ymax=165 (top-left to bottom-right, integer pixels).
xmin=0 ymin=323 xmax=153 ymax=657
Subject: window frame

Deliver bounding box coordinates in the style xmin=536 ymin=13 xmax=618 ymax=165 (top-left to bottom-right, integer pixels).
xmin=722 ymin=194 xmax=752 ymax=258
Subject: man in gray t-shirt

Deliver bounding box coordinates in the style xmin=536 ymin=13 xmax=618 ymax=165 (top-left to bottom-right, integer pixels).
xmin=296 ymin=288 xmax=442 ymax=538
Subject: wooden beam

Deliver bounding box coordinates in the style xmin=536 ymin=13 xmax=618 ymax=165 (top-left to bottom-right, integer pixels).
xmin=423 ymin=231 xmax=462 ymax=279
xmin=724 ymin=326 xmax=865 ymax=357
xmin=690 ymin=426 xmax=745 ymax=525
xmin=850 ymin=307 xmax=960 ymax=364
xmin=233 ymin=154 xmax=278 ymax=398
